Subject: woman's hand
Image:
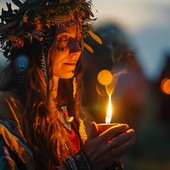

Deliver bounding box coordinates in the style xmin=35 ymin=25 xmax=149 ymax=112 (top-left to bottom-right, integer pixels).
xmin=83 ymin=122 xmax=136 ymax=170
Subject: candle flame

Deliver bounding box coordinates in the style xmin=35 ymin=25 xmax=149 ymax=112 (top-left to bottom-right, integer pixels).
xmin=97 ymin=69 xmax=126 ymax=124
xmin=105 ymin=94 xmax=112 ymax=124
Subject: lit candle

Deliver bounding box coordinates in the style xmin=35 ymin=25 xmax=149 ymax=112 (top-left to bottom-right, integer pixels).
xmin=97 ymin=69 xmax=124 ymax=170
xmin=106 ymin=94 xmax=112 ymax=124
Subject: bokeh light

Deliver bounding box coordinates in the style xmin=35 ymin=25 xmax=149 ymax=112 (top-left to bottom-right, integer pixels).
xmin=161 ymin=78 xmax=170 ymax=95
xmin=97 ymin=69 xmax=113 ymax=86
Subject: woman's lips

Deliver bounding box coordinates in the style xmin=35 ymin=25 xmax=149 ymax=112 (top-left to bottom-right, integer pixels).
xmin=64 ymin=63 xmax=76 ymax=66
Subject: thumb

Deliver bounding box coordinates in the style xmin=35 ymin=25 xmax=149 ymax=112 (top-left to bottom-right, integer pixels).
xmin=88 ymin=122 xmax=98 ymax=140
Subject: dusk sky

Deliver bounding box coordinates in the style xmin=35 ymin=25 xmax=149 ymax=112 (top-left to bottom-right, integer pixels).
xmin=92 ymin=0 xmax=170 ymax=80
xmin=1 ymin=0 xmax=170 ymax=80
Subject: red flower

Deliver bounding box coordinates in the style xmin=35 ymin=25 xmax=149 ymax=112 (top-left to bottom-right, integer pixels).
xmin=7 ymin=35 xmax=24 ymax=48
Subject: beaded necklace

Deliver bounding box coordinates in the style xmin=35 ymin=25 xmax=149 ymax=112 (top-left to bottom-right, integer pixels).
xmin=56 ymin=105 xmax=73 ymax=132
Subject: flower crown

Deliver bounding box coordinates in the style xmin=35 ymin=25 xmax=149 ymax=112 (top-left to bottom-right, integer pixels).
xmin=0 ymin=0 xmax=102 ymax=58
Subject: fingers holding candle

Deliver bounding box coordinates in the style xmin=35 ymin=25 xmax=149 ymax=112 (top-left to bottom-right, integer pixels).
xmin=96 ymin=123 xmax=136 ymax=161
xmin=96 ymin=123 xmax=135 ymax=155
xmin=107 ymin=129 xmax=135 ymax=149
xmin=110 ymin=133 xmax=136 ymax=159
xmin=83 ymin=123 xmax=135 ymax=169
xmin=106 ymin=128 xmax=136 ymax=168
xmin=98 ymin=124 xmax=129 ymax=142
xmin=97 ymin=123 xmax=128 ymax=134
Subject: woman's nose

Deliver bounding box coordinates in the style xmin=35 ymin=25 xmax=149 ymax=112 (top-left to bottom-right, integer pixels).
xmin=68 ymin=38 xmax=81 ymax=54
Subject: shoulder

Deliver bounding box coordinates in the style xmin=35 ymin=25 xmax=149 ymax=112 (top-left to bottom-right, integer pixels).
xmin=0 ymin=91 xmax=36 ymax=169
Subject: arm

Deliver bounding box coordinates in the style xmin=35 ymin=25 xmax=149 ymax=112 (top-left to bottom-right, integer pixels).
xmin=0 ymin=91 xmax=36 ymax=170
xmin=0 ymin=136 xmax=19 ymax=170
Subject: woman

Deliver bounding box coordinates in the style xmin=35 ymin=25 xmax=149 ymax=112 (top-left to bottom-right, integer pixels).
xmin=0 ymin=0 xmax=135 ymax=169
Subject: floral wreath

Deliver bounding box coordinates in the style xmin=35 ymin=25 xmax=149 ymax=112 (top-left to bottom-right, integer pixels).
xmin=0 ymin=0 xmax=102 ymax=59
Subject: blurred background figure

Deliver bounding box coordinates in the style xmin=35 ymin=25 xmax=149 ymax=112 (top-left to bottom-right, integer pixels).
xmin=82 ymin=23 xmax=149 ymax=129
xmin=81 ymin=23 xmax=170 ymax=170
xmin=154 ymin=53 xmax=170 ymax=128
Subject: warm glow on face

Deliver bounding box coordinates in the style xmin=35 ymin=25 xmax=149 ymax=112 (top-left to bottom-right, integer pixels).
xmin=161 ymin=78 xmax=170 ymax=95
xmin=50 ymin=24 xmax=81 ymax=79
xmin=106 ymin=94 xmax=112 ymax=124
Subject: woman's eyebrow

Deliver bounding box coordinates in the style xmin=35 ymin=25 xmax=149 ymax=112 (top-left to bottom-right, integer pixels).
xmin=55 ymin=33 xmax=69 ymax=39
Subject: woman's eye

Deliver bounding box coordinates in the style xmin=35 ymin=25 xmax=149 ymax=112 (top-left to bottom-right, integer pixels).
xmin=58 ymin=35 xmax=69 ymax=42
xmin=56 ymin=35 xmax=69 ymax=49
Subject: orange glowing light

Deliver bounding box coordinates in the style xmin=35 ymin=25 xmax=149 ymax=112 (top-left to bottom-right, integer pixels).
xmin=106 ymin=94 xmax=112 ymax=124
xmin=97 ymin=70 xmax=113 ymax=86
xmin=161 ymin=78 xmax=170 ymax=95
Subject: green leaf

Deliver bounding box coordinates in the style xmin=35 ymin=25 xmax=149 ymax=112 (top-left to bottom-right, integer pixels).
xmin=84 ymin=42 xmax=94 ymax=53
xmin=88 ymin=30 xmax=102 ymax=44
xmin=82 ymin=2 xmax=94 ymax=17
xmin=25 ymin=0 xmax=38 ymax=3
xmin=12 ymin=0 xmax=23 ymax=8
xmin=0 ymin=21 xmax=18 ymax=30
xmin=54 ymin=15 xmax=70 ymax=20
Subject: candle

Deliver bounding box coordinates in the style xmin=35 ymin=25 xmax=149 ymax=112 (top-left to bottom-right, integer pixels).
xmin=97 ymin=70 xmax=124 ymax=170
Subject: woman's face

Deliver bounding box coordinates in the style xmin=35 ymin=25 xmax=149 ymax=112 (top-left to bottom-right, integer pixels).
xmin=49 ymin=24 xmax=82 ymax=79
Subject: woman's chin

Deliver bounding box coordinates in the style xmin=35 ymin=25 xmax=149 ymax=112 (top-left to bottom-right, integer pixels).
xmin=59 ymin=72 xmax=74 ymax=79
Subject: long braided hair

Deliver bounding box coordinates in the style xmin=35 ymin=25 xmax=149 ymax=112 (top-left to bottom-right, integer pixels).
xmin=0 ymin=36 xmax=84 ymax=169
xmin=24 ymin=44 xmax=84 ymax=169
xmin=0 ymin=0 xmax=96 ymax=168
